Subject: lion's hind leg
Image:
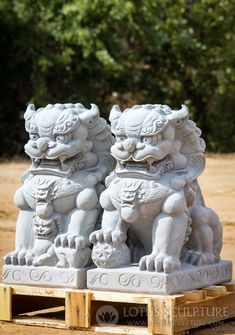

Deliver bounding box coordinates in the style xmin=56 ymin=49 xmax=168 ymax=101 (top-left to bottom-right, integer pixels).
xmin=182 ymin=205 xmax=222 ymax=265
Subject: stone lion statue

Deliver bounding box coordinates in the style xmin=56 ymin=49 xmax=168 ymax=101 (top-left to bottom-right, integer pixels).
xmin=5 ymin=103 xmax=115 ymax=268
xmin=91 ymin=104 xmax=222 ymax=273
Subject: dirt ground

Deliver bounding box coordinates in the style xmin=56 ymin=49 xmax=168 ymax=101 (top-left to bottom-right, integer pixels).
xmin=0 ymin=156 xmax=235 ymax=335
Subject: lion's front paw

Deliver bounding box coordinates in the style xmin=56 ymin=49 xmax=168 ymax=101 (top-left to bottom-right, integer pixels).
xmin=90 ymin=229 xmax=127 ymax=246
xmin=55 ymin=234 xmax=89 ymax=250
xmin=139 ymin=254 xmax=181 ymax=273
xmin=4 ymin=249 xmax=27 ymax=266
xmin=181 ymin=250 xmax=216 ymax=265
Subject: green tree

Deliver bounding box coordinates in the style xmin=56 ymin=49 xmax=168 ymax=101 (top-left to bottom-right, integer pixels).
xmin=0 ymin=0 xmax=235 ymax=155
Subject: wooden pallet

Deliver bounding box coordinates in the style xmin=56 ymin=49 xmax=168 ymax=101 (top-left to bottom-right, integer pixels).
xmin=0 ymin=282 xmax=235 ymax=334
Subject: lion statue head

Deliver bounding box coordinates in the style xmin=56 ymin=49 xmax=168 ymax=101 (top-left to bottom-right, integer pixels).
xmin=109 ymin=104 xmax=206 ymax=184
xmin=24 ymin=103 xmax=115 ymax=176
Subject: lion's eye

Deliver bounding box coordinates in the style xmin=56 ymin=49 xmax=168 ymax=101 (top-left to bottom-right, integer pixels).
xmin=56 ymin=135 xmax=69 ymax=143
xmin=116 ymin=135 xmax=127 ymax=142
xmin=29 ymin=133 xmax=39 ymax=141
xmin=141 ymin=135 xmax=161 ymax=144
xmin=141 ymin=136 xmax=154 ymax=144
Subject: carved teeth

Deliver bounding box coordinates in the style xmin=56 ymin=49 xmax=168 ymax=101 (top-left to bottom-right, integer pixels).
xmin=148 ymin=163 xmax=157 ymax=173
xmin=120 ymin=161 xmax=126 ymax=169
xmin=33 ymin=159 xmax=41 ymax=167
xmin=59 ymin=157 xmax=68 ymax=171
xmin=60 ymin=162 xmax=69 ymax=171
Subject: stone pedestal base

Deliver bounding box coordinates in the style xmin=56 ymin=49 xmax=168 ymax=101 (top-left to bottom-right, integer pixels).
xmin=87 ymin=260 xmax=232 ymax=294
xmin=2 ymin=265 xmax=92 ymax=288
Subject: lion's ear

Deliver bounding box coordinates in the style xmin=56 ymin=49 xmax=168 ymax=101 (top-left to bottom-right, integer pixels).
xmin=79 ymin=104 xmax=100 ymax=124
xmin=166 ymin=105 xmax=189 ymax=127
xmin=109 ymin=105 xmax=122 ymax=124
xmin=24 ymin=104 xmax=36 ymax=121
xmin=24 ymin=104 xmax=36 ymax=132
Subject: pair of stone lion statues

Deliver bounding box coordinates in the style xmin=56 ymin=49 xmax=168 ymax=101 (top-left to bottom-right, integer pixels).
xmin=5 ymin=103 xmax=222 ymax=273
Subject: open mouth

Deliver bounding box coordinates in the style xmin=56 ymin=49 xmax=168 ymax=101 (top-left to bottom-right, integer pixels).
xmin=117 ymin=156 xmax=173 ymax=177
xmin=35 ymin=230 xmax=54 ymax=238
xmin=122 ymin=161 xmax=149 ymax=170
xmin=34 ymin=159 xmax=64 ymax=170
xmin=30 ymin=153 xmax=84 ymax=174
xmin=119 ymin=158 xmax=164 ymax=173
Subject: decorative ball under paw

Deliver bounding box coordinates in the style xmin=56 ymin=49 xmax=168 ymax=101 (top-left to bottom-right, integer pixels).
xmin=92 ymin=242 xmax=130 ymax=268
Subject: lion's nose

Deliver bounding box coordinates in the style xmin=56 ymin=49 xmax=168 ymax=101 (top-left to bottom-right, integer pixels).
xmin=123 ymin=138 xmax=138 ymax=153
xmin=36 ymin=138 xmax=49 ymax=152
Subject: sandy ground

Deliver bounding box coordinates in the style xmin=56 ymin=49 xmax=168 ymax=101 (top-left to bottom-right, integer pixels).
xmin=0 ymin=156 xmax=235 ymax=334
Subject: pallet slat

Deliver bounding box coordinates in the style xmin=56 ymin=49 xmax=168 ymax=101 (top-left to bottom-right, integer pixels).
xmin=223 ymin=281 xmax=235 ymax=292
xmin=204 ymin=285 xmax=227 ymax=297
xmin=0 ymin=285 xmax=12 ymax=321
xmin=12 ymin=316 xmax=66 ymax=329
xmin=90 ymin=325 xmax=149 ymax=335
xmin=10 ymin=284 xmax=66 ymax=298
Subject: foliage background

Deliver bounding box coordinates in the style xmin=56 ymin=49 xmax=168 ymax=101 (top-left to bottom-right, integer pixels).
xmin=0 ymin=0 xmax=235 ymax=156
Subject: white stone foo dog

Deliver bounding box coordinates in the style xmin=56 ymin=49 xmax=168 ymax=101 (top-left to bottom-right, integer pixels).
xmin=88 ymin=104 xmax=232 ymax=294
xmin=3 ymin=103 xmax=115 ymax=288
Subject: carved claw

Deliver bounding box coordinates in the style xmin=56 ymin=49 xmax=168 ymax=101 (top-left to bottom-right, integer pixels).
xmin=139 ymin=254 xmax=181 ymax=273
xmin=17 ymin=249 xmax=27 ymax=266
xmin=90 ymin=229 xmax=127 ymax=246
xmin=103 ymin=231 xmax=113 ymax=243
xmin=55 ymin=234 xmax=89 ymax=250
xmin=90 ymin=230 xmax=107 ymax=244
xmin=55 ymin=234 xmax=68 ymax=248
xmin=75 ymin=236 xmax=88 ymax=250
xmin=4 ymin=251 xmax=18 ymax=265
xmin=25 ymin=250 xmax=34 ymax=266
xmin=4 ymin=250 xmax=28 ymax=266
xmin=67 ymin=235 xmax=76 ymax=248
xmin=182 ymin=250 xmax=215 ymax=265
xmin=112 ymin=230 xmax=127 ymax=246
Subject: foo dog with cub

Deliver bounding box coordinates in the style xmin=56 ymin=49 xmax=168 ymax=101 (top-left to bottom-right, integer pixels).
xmin=91 ymin=104 xmax=222 ymax=273
xmin=5 ymin=103 xmax=115 ymax=269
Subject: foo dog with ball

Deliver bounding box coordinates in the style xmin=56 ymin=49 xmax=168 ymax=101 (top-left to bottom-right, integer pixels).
xmin=89 ymin=104 xmax=232 ymax=294
xmin=3 ymin=103 xmax=115 ymax=288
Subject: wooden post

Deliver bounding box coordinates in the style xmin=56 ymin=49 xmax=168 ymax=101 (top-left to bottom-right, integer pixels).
xmin=148 ymin=297 xmax=176 ymax=334
xmin=65 ymin=290 xmax=90 ymax=328
xmin=0 ymin=285 xmax=12 ymax=321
